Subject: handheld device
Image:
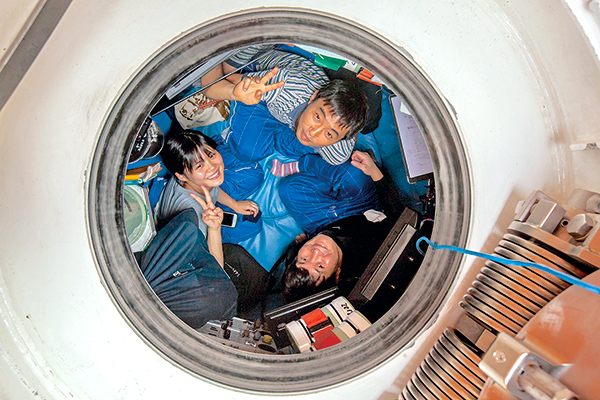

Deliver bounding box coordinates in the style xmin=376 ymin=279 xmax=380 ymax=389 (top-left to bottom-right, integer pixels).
xmin=221 ymin=211 xmax=238 ymax=228
xmin=242 ymin=210 xmax=262 ymax=223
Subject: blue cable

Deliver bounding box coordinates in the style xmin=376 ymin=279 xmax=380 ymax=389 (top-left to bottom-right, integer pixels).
xmin=416 ymin=236 xmax=600 ymax=296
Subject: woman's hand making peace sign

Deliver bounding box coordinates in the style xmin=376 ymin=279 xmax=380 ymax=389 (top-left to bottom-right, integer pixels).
xmin=190 ymin=185 xmax=224 ymax=231
xmin=190 ymin=186 xmax=225 ymax=267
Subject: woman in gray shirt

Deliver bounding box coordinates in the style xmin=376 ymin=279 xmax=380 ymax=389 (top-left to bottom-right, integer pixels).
xmin=155 ymin=130 xmax=260 ymax=266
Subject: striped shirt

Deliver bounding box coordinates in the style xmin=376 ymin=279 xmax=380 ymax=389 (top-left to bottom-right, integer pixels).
xmin=227 ymin=45 xmax=355 ymax=165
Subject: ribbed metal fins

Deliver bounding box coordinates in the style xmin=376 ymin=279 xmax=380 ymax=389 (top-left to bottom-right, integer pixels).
xmin=400 ymin=329 xmax=483 ymax=400
xmin=399 ymin=228 xmax=595 ymax=400
xmin=459 ymin=232 xmax=591 ymax=336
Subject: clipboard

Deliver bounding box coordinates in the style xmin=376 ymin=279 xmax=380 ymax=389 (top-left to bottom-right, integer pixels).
xmin=389 ymin=95 xmax=434 ymax=183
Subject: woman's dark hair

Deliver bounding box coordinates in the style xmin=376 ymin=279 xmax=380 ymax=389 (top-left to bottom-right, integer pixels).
xmin=313 ymin=79 xmax=369 ymax=141
xmin=281 ymin=238 xmax=339 ymax=303
xmin=160 ymin=129 xmax=218 ymax=176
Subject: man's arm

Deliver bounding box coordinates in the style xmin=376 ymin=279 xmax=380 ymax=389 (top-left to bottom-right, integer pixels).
xmin=199 ymin=61 xmax=241 ymax=100
xmin=350 ymin=151 xmax=383 ymax=181
xmin=351 ymin=151 xmax=404 ymax=218
xmin=200 ymin=61 xmax=283 ymax=104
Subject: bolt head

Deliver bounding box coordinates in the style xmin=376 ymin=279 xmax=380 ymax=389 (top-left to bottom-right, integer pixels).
xmin=493 ymin=350 xmax=507 ymax=364
xmin=566 ymin=213 xmax=595 ymax=239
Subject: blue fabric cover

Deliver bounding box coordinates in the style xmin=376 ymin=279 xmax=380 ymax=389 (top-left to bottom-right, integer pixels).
xmin=237 ymin=153 xmax=304 ymax=271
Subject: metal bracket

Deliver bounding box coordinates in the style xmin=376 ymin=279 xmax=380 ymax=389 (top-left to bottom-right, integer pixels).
xmin=479 ymin=333 xmax=578 ymax=400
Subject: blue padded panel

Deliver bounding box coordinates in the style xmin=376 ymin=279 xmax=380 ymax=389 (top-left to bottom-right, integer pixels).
xmin=355 ymin=131 xmax=382 ymax=164
xmin=371 ymin=90 xmax=428 ymax=212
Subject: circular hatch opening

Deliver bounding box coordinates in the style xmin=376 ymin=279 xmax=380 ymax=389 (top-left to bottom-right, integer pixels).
xmin=88 ymin=8 xmax=470 ymax=393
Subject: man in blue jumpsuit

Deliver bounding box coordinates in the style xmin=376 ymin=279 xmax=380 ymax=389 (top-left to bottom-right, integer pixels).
xmin=201 ymin=44 xmax=369 ymax=166
xmin=277 ymin=153 xmax=380 ymax=236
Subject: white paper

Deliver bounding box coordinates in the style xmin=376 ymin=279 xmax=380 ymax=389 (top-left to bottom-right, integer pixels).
xmin=390 ymin=96 xmax=433 ymax=181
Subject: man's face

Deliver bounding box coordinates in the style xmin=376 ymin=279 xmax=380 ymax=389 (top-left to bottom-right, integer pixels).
xmin=295 ymin=94 xmax=350 ymax=148
xmin=296 ymin=234 xmax=342 ymax=285
xmin=175 ymin=146 xmax=224 ymax=192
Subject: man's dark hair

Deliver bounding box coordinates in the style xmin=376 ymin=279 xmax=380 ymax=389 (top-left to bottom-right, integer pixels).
xmin=160 ymin=129 xmax=218 ymax=176
xmin=281 ymin=240 xmax=339 ymax=303
xmin=313 ymin=79 xmax=369 ymax=141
